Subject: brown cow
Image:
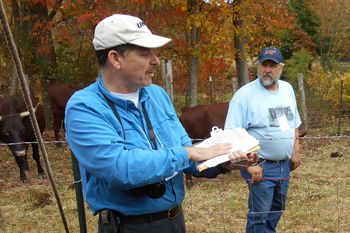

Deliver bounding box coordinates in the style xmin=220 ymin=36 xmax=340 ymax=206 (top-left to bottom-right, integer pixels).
xmin=48 ymin=84 xmax=81 ymax=145
xmin=180 ymin=102 xmax=229 ymax=141
xmin=0 ymin=95 xmax=46 ymax=182
xmin=179 ymin=102 xmax=229 ymax=188
xmin=179 ymin=101 xmax=306 ymax=188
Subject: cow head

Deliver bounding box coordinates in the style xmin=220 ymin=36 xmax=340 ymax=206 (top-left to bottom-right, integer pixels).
xmin=0 ymin=103 xmax=39 ymax=157
xmin=0 ymin=115 xmax=27 ymax=156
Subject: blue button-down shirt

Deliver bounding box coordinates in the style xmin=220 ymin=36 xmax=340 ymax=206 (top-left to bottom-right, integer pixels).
xmin=65 ymin=75 xmax=221 ymax=215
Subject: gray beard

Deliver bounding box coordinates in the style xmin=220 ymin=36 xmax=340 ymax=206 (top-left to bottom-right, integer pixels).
xmin=259 ymin=75 xmax=280 ymax=88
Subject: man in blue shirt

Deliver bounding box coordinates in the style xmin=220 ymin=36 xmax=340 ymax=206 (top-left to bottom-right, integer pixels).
xmin=65 ymin=14 xmax=254 ymax=233
xmin=225 ymin=47 xmax=302 ymax=233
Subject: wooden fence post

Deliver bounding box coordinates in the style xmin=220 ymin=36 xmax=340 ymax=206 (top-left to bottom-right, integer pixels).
xmin=161 ymin=59 xmax=174 ymax=102
xmin=298 ymin=73 xmax=308 ymax=129
xmin=209 ymin=76 xmax=213 ymax=102
xmin=337 ymin=78 xmax=344 ymax=135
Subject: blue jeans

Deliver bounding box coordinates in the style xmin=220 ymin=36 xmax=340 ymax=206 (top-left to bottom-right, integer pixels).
xmin=240 ymin=159 xmax=291 ymax=233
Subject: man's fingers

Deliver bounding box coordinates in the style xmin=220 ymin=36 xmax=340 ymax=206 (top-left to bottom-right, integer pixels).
xmin=247 ymin=166 xmax=263 ymax=184
xmin=247 ymin=153 xmax=259 ymax=163
xmin=291 ymin=160 xmax=301 ymax=171
xmin=212 ymin=143 xmax=232 ymax=156
xmin=252 ymin=174 xmax=262 ymax=184
xmin=230 ymin=150 xmax=248 ymax=162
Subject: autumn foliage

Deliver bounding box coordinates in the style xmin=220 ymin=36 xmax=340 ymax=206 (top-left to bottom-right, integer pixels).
xmin=308 ymin=62 xmax=350 ymax=110
xmin=1 ymin=0 xmax=348 ymax=106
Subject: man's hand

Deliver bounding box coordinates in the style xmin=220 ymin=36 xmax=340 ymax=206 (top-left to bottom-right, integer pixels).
xmin=221 ymin=150 xmax=249 ymax=170
xmin=291 ymin=128 xmax=301 ymax=171
xmin=228 ymin=150 xmax=249 ymax=164
xmin=247 ymin=152 xmax=259 ymax=165
xmin=291 ymin=151 xmax=301 ymax=171
xmin=246 ymin=165 xmax=263 ymax=184
xmin=185 ymin=143 xmax=232 ymax=161
xmin=224 ymin=152 xmax=259 ymax=169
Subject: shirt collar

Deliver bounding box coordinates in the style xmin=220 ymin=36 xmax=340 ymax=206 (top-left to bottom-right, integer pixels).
xmin=97 ymin=74 xmax=150 ymax=109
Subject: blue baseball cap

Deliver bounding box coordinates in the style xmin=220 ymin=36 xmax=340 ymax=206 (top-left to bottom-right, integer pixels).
xmin=258 ymin=46 xmax=283 ymax=64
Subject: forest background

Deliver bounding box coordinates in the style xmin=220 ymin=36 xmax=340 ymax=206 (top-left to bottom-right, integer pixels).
xmin=0 ymin=0 xmax=350 ymax=113
xmin=1 ymin=1 xmax=350 ymax=232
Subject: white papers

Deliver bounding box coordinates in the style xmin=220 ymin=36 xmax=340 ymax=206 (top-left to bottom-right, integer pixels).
xmin=196 ymin=127 xmax=260 ymax=172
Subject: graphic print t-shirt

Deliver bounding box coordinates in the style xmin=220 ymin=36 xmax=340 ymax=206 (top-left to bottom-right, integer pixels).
xmin=224 ymin=79 xmax=301 ymax=161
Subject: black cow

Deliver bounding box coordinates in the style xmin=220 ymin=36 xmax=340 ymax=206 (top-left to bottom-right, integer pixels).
xmin=48 ymin=84 xmax=81 ymax=145
xmin=0 ymin=95 xmax=46 ymax=182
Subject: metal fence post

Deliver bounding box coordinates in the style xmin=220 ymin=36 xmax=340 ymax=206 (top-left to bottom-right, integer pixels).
xmin=71 ymin=153 xmax=87 ymax=233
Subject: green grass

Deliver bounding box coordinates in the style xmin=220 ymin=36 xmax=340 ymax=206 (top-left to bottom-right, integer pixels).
xmin=0 ymin=133 xmax=349 ymax=232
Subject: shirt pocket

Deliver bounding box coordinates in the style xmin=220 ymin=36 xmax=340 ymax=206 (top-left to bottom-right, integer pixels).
xmin=155 ymin=114 xmax=182 ymax=147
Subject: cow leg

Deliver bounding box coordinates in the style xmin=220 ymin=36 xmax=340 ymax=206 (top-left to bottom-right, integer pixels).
xmin=14 ymin=156 xmax=28 ymax=183
xmin=32 ymin=143 xmax=46 ymax=179
xmin=185 ymin=174 xmax=194 ymax=189
xmin=53 ymin=116 xmax=62 ymax=147
xmin=23 ymin=154 xmax=29 ymax=171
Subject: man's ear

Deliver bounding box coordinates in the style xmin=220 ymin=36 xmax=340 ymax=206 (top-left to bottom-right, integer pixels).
xmin=108 ymin=50 xmax=122 ymax=69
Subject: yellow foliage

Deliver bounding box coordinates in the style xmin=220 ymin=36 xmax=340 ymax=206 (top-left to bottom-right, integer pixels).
xmin=308 ymin=62 xmax=350 ymax=109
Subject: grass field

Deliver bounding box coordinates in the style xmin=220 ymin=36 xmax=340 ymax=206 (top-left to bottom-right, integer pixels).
xmin=0 ymin=131 xmax=349 ymax=233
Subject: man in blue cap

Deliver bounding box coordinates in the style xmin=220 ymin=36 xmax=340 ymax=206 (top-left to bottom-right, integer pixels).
xmin=224 ymin=46 xmax=302 ymax=233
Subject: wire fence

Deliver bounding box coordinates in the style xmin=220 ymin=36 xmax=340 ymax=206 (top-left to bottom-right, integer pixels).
xmin=0 ymin=75 xmax=349 ymax=232
xmin=0 ymin=134 xmax=349 ymax=233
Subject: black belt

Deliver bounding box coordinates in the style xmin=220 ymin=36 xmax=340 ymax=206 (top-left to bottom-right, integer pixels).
xmin=119 ymin=205 xmax=181 ymax=224
xmin=259 ymin=158 xmax=286 ymax=164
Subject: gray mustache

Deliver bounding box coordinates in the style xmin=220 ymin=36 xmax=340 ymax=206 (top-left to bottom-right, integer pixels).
xmin=263 ymin=75 xmax=272 ymax=79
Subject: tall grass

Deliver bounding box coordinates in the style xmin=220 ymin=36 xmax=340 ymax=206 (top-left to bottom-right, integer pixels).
xmin=0 ymin=136 xmax=349 ymax=232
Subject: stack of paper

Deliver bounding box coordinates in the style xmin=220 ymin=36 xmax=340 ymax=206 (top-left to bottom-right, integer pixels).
xmin=196 ymin=126 xmax=260 ymax=172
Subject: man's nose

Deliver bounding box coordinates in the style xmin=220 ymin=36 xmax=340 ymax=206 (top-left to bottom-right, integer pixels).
xmin=264 ymin=66 xmax=273 ymax=73
xmin=150 ymin=50 xmax=160 ymax=65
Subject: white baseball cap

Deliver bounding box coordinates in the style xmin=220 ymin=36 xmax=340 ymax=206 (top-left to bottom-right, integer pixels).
xmin=92 ymin=14 xmax=172 ymax=50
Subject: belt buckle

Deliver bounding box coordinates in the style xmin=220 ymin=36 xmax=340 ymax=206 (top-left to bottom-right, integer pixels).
xmin=167 ymin=206 xmax=179 ymax=219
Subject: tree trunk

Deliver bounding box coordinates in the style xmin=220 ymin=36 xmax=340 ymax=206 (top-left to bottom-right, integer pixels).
xmin=9 ymin=0 xmax=20 ymax=94
xmin=232 ymin=0 xmax=249 ymax=88
xmin=187 ymin=0 xmax=200 ymax=107
xmin=20 ymin=1 xmax=57 ymax=83
xmin=18 ymin=0 xmax=60 ymax=126
xmin=189 ymin=25 xmax=199 ymax=107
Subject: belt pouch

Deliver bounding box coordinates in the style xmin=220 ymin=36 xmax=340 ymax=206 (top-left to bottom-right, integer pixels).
xmin=99 ymin=209 xmax=120 ymax=233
